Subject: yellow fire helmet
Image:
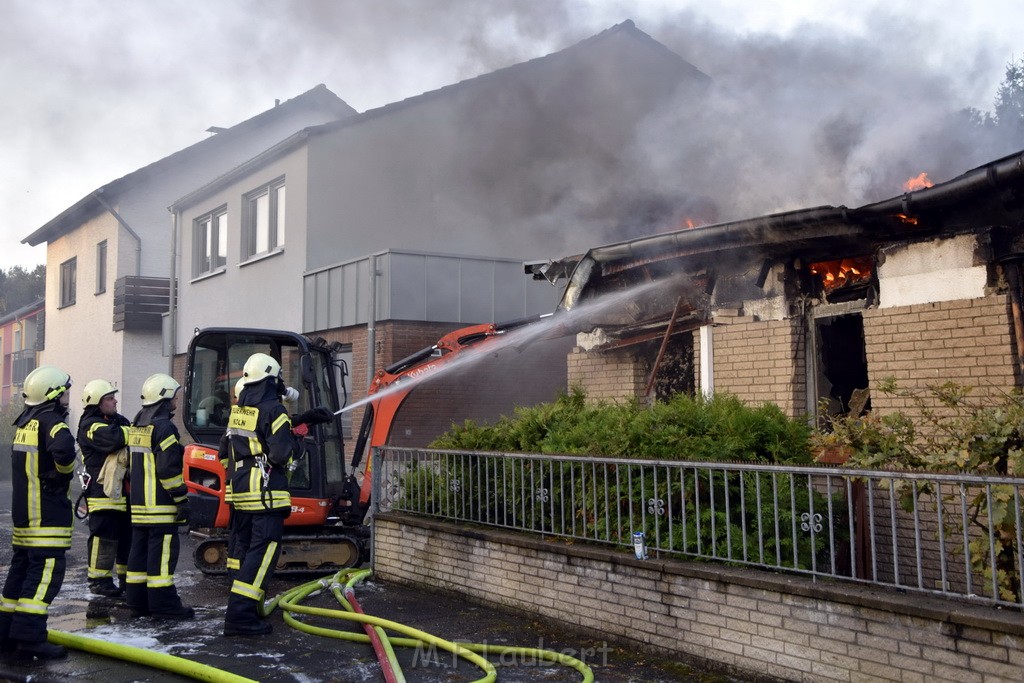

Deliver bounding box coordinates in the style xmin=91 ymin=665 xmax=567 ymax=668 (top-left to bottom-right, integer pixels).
xmin=82 ymin=379 xmax=118 ymax=406
xmin=140 ymin=373 xmax=181 ymax=406
xmin=241 ymin=352 xmax=281 ymax=386
xmin=23 ymin=365 xmax=72 ymax=406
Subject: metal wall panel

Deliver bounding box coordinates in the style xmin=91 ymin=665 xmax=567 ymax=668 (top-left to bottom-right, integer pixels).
xmin=303 ymin=250 xmax=561 ymax=332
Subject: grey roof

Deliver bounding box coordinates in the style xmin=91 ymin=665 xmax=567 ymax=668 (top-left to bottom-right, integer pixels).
xmin=23 ymin=85 xmax=355 ymax=246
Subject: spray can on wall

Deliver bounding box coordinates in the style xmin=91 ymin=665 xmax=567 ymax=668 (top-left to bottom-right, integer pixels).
xmin=632 ymin=531 xmax=647 ymax=560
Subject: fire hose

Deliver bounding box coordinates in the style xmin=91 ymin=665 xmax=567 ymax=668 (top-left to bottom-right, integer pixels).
xmin=41 ymin=568 xmax=594 ymax=682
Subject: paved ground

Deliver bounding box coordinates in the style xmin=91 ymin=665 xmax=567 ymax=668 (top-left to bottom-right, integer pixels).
xmin=0 ymin=483 xmax=745 ymax=682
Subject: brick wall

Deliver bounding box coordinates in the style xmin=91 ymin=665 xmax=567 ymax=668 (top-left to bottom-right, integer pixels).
xmin=707 ymin=317 xmax=807 ymax=418
xmin=376 ymin=514 xmax=1024 ymax=683
xmin=567 ymin=345 xmax=648 ymax=402
xmin=863 ymin=295 xmax=1019 ymax=415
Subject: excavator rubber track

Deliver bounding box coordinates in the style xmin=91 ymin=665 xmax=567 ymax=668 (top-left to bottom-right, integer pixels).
xmin=192 ymin=527 xmax=369 ymax=576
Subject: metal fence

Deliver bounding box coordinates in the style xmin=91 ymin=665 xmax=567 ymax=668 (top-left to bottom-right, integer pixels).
xmin=373 ymin=447 xmax=1024 ymax=609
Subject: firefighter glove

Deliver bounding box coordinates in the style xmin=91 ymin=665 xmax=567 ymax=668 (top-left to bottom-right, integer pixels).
xmin=175 ymin=501 xmax=190 ymax=525
xmin=294 ymin=407 xmax=334 ymax=426
xmin=41 ymin=470 xmax=73 ymax=494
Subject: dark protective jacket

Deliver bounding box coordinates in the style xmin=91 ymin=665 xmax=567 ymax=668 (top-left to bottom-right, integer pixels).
xmin=226 ymin=380 xmax=297 ymax=513
xmin=77 ymin=405 xmax=131 ymax=513
xmin=10 ymin=402 xmax=77 ymax=548
xmin=128 ymin=401 xmax=187 ymax=525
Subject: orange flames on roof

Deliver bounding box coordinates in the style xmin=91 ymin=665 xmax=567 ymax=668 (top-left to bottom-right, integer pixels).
xmin=903 ymin=172 xmax=934 ymax=192
xmin=809 ymin=257 xmax=873 ymax=292
xmin=682 ymin=218 xmax=703 ymax=230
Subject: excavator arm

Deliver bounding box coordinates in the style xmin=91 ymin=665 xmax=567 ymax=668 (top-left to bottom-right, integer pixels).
xmin=347 ymin=315 xmax=548 ymax=512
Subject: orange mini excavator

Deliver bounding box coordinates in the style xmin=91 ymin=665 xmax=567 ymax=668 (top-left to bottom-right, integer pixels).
xmin=182 ymin=318 xmax=542 ymax=574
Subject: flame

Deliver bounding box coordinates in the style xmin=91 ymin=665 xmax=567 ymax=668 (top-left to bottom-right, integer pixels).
xmin=903 ymin=172 xmax=934 ymax=192
xmin=896 ymin=213 xmax=919 ymax=225
xmin=682 ymin=218 xmax=701 ymax=229
xmin=809 ymin=257 xmax=873 ymax=292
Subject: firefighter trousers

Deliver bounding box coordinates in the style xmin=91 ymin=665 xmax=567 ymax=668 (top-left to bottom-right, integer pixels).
xmin=125 ymin=525 xmax=185 ymax=616
xmin=225 ymin=509 xmax=285 ymax=626
xmin=87 ymin=509 xmax=131 ymax=581
xmin=0 ymin=546 xmax=67 ymax=644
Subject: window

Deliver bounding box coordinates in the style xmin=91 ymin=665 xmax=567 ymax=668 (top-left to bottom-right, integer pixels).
xmin=59 ymin=257 xmax=76 ymax=308
xmin=193 ymin=207 xmax=228 ymax=276
xmin=243 ymin=178 xmax=285 ymax=260
xmin=96 ymin=240 xmax=107 ymax=294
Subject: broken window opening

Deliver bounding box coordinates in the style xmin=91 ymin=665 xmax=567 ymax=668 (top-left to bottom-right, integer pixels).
xmin=815 ymin=313 xmax=870 ymax=418
xmin=640 ymin=333 xmax=696 ymax=402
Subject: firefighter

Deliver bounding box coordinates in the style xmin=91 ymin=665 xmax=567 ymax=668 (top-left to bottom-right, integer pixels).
xmin=77 ymin=379 xmax=132 ymax=597
xmin=223 ymin=353 xmax=330 ymax=636
xmin=124 ymin=373 xmax=194 ymax=620
xmin=0 ymin=366 xmax=76 ymax=660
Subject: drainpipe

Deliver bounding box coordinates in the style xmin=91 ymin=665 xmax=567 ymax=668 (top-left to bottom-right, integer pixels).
xmin=167 ymin=210 xmax=178 ymax=372
xmin=699 ymin=323 xmax=714 ymax=398
xmin=92 ymin=190 xmax=141 ymax=276
xmin=366 ymin=253 xmax=378 ymax=388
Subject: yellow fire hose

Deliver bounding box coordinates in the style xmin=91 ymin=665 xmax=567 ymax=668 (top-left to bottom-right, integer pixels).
xmin=44 ymin=568 xmax=594 ymax=683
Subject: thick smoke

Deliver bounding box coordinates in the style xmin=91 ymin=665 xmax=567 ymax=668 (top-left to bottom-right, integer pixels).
xmin=3 ymin=1 xmax=1021 ymax=267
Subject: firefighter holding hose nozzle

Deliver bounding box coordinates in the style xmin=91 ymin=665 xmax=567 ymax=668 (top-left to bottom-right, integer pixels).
xmin=222 ymin=352 xmax=331 ymax=636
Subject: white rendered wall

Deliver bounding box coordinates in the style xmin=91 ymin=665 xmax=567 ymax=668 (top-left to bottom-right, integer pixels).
xmin=877 ymin=234 xmax=987 ymax=308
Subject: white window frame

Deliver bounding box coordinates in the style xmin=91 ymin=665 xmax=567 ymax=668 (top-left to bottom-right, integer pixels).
xmin=242 ymin=177 xmax=285 ymax=261
xmin=193 ymin=206 xmax=228 ymax=277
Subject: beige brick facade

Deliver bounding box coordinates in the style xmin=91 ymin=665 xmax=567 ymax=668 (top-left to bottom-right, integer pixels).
xmin=708 ymin=317 xmax=807 ymax=416
xmin=863 ymin=294 xmax=1019 ymax=414
xmin=376 ymin=514 xmax=1024 ymax=683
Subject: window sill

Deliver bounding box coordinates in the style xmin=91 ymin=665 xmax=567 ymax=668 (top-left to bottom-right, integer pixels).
xmin=190 ymin=267 xmax=227 ymax=284
xmin=57 ymin=302 xmax=75 ymax=310
xmin=239 ymin=247 xmax=284 ymax=268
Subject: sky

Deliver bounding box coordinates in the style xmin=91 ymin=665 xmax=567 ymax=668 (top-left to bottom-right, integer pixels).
xmin=1 ymin=0 xmax=1022 ymax=271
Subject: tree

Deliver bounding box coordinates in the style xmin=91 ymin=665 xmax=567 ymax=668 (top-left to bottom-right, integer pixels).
xmin=960 ymin=55 xmax=1024 ymax=154
xmin=993 ymin=56 xmax=1024 ymax=142
xmin=0 ymin=264 xmax=45 ymax=315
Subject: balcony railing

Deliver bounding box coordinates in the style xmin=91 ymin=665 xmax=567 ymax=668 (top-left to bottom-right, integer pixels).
xmin=113 ymin=276 xmax=171 ymax=332
xmin=375 ymin=447 xmax=1024 ymax=609
xmin=9 ymin=348 xmax=36 ymax=386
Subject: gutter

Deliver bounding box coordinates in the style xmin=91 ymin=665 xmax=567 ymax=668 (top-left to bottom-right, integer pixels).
xmin=92 ymin=190 xmax=142 ymax=276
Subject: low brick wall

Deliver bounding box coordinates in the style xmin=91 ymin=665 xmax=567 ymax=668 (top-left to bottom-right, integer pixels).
xmin=374 ymin=513 xmax=1024 ymax=682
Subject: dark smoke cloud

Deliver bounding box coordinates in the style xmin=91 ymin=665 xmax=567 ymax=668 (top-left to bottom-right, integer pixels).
xmin=1 ymin=0 xmax=1020 ymax=267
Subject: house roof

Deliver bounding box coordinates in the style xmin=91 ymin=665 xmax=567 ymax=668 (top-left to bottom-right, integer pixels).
xmin=307 ymin=19 xmax=708 ymax=136
xmin=555 ymin=148 xmax=1024 ymax=311
xmin=0 ymin=297 xmax=45 ymax=327
xmin=169 ymin=19 xmax=709 ymax=212
xmin=23 ymin=85 xmax=354 ymax=246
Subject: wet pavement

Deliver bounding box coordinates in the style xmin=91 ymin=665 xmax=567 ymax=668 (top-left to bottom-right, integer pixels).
xmin=0 ymin=484 xmax=744 ymax=682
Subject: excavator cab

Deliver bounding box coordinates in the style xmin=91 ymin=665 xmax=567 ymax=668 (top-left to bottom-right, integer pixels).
xmin=182 ymin=327 xmax=365 ymax=573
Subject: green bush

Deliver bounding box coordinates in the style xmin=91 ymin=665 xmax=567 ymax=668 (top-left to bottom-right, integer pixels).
xmin=430 ymin=387 xmax=813 ymax=463
xmin=819 ymin=379 xmax=1024 ymax=601
xmin=399 ymin=389 xmax=839 ymax=571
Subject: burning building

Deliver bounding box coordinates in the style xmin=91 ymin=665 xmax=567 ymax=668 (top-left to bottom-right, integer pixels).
xmin=536 ymin=149 xmax=1024 ymax=420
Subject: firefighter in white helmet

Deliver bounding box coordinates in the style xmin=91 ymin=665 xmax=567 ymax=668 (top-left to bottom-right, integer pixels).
xmin=124 ymin=373 xmax=194 ymax=620
xmin=77 ymin=379 xmax=132 ymax=598
xmin=0 ymin=366 xmax=76 ymax=661
xmin=222 ymin=353 xmax=330 ymax=636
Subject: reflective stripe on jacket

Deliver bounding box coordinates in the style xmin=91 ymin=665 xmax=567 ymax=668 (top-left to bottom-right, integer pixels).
xmin=10 ymin=407 xmax=76 ymax=549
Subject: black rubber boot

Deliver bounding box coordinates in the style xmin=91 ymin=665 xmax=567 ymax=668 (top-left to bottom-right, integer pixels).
xmin=151 ymin=605 xmax=195 ymax=621
xmin=223 ymin=621 xmax=273 ymax=637
xmin=15 ymin=640 xmax=68 ymax=660
xmin=89 ymin=578 xmax=123 ymax=597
